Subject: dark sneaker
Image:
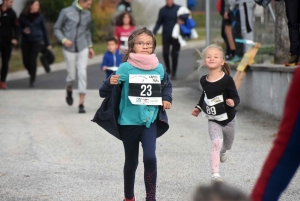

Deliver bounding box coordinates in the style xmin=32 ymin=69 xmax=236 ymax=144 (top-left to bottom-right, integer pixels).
xmin=79 ymin=104 xmax=86 ymax=113
xmin=285 ymin=55 xmax=298 ymax=66
xmin=123 ymin=196 xmax=136 ymax=201
xmin=66 ymin=88 xmax=73 ymax=106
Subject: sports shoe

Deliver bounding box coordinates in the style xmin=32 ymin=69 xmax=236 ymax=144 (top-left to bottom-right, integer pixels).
xmin=211 ymin=173 xmax=223 ymax=183
xmin=220 ymin=151 xmax=228 ymax=163
xmin=227 ymin=55 xmax=242 ymax=64
xmin=0 ymin=82 xmax=7 ymax=89
xmin=123 ymin=196 xmax=136 ymax=201
xmin=66 ymin=88 xmax=73 ymax=106
xmin=78 ymin=104 xmax=86 ymax=113
xmin=285 ymin=55 xmax=298 ymax=66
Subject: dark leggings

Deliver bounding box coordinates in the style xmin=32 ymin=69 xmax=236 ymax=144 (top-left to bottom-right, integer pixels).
xmin=162 ymin=37 xmax=180 ymax=76
xmin=21 ymin=41 xmax=40 ymax=83
xmin=285 ymin=0 xmax=300 ymax=55
xmin=120 ymin=122 xmax=157 ymax=201
xmin=0 ymin=43 xmax=12 ymax=82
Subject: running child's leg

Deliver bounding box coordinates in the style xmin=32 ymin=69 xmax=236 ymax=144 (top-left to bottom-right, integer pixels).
xmin=120 ymin=125 xmax=142 ymax=199
xmin=208 ymin=121 xmax=223 ymax=174
xmin=141 ymin=122 xmax=157 ymax=201
xmin=221 ymin=118 xmax=236 ymax=153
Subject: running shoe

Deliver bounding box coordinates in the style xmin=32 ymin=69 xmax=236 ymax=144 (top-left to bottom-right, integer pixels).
xmin=66 ymin=88 xmax=73 ymax=106
xmin=220 ymin=151 xmax=228 ymax=163
xmin=0 ymin=82 xmax=7 ymax=89
xmin=285 ymin=55 xmax=298 ymax=67
xmin=123 ymin=196 xmax=136 ymax=201
xmin=227 ymin=55 xmax=242 ymax=64
xmin=211 ymin=173 xmax=223 ymax=183
xmin=79 ymin=104 xmax=86 ymax=113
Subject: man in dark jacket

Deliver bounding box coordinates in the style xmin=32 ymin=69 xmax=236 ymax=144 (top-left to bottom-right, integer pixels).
xmin=0 ymin=0 xmax=19 ymax=89
xmin=153 ymin=0 xmax=181 ymax=80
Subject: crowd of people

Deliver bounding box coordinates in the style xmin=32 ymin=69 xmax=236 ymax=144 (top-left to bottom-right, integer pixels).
xmin=1 ymin=0 xmax=300 ymax=200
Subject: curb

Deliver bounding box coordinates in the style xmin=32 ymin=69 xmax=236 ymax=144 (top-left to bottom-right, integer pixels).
xmin=6 ymin=40 xmax=205 ymax=82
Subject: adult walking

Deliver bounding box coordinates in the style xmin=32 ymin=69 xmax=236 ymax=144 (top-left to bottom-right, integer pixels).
xmin=284 ymin=0 xmax=300 ymax=66
xmin=19 ymin=0 xmax=51 ymax=87
xmin=54 ymin=0 xmax=95 ymax=114
xmin=0 ymin=0 xmax=19 ymax=89
xmin=153 ymin=0 xmax=181 ymax=80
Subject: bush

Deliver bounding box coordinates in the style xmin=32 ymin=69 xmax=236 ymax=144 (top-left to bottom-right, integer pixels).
xmin=40 ymin=0 xmax=114 ymax=43
xmin=40 ymin=0 xmax=73 ymax=23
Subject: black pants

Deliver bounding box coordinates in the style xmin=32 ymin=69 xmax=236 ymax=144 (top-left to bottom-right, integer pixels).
xmin=162 ymin=37 xmax=180 ymax=76
xmin=285 ymin=0 xmax=300 ymax=55
xmin=221 ymin=18 xmax=231 ymax=56
xmin=21 ymin=41 xmax=41 ymax=83
xmin=0 ymin=42 xmax=13 ymax=82
xmin=120 ymin=122 xmax=157 ymax=201
xmin=231 ymin=9 xmax=244 ymax=57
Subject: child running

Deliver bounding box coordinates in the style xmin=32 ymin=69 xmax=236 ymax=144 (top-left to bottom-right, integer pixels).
xmin=114 ymin=12 xmax=136 ymax=50
xmin=100 ymin=37 xmax=123 ymax=78
xmin=191 ymin=44 xmax=240 ymax=183
xmin=109 ymin=27 xmax=172 ymax=201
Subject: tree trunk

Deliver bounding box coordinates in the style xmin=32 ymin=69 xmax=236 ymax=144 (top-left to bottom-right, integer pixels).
xmin=274 ymin=0 xmax=290 ymax=64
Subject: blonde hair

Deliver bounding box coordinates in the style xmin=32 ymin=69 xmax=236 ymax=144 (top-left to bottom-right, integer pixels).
xmin=198 ymin=44 xmax=231 ymax=75
xmin=122 ymin=27 xmax=156 ymax=62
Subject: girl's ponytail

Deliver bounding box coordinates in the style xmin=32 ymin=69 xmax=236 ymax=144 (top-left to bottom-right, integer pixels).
xmin=222 ymin=62 xmax=231 ymax=75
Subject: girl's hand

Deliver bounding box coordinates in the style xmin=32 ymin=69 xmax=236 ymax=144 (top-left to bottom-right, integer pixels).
xmin=110 ymin=75 xmax=120 ymax=85
xmin=102 ymin=66 xmax=107 ymax=71
xmin=226 ymin=99 xmax=235 ymax=107
xmin=89 ymin=48 xmax=95 ymax=59
xmin=192 ymin=108 xmax=201 ymax=117
xmin=162 ymin=101 xmax=172 ymax=111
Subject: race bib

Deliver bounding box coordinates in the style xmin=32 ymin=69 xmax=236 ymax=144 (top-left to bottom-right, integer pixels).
xmin=120 ymin=36 xmax=129 ymax=50
xmin=201 ymin=92 xmax=228 ymax=121
xmin=128 ymin=74 xmax=162 ymax=105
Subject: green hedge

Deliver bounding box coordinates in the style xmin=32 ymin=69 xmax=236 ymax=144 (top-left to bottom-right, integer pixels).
xmin=40 ymin=0 xmax=74 ymax=22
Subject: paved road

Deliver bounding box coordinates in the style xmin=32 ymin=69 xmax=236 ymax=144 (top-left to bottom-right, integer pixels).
xmin=6 ymin=49 xmax=200 ymax=90
xmin=1 ymin=47 xmax=299 ymax=201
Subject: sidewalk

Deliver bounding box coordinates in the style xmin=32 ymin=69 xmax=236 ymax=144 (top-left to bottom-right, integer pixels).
xmin=6 ymin=40 xmax=205 ymax=82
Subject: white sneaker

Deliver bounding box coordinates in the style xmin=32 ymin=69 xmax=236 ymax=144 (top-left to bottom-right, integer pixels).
xmin=211 ymin=173 xmax=223 ymax=183
xmin=220 ymin=151 xmax=228 ymax=163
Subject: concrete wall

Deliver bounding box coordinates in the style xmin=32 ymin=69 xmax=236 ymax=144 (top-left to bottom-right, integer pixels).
xmin=231 ymin=65 xmax=296 ymax=119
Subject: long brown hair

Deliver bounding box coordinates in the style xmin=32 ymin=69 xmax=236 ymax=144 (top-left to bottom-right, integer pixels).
xmin=198 ymin=44 xmax=231 ymax=75
xmin=122 ymin=27 xmax=156 ymax=62
xmin=115 ymin=12 xmax=136 ymax=26
xmin=21 ymin=0 xmax=40 ymax=16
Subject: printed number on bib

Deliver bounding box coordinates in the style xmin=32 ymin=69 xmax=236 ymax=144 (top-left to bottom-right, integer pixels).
xmin=141 ymin=85 xmax=152 ymax=96
xmin=128 ymin=74 xmax=162 ymax=105
xmin=201 ymin=92 xmax=228 ymax=121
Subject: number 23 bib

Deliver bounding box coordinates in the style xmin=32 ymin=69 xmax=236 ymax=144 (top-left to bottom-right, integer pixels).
xmin=128 ymin=74 xmax=162 ymax=105
xmin=201 ymin=91 xmax=228 ymax=121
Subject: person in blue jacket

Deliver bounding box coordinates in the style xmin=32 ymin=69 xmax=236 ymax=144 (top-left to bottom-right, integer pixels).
xmin=94 ymin=27 xmax=172 ymax=201
xmin=100 ymin=37 xmax=123 ymax=78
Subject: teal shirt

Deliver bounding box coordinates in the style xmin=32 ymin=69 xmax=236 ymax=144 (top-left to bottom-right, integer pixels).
xmin=116 ymin=62 xmax=165 ymax=128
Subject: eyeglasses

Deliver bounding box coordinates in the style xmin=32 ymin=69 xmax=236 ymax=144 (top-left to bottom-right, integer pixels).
xmin=134 ymin=42 xmax=154 ymax=47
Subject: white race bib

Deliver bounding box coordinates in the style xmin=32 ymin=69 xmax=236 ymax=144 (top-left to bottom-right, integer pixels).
xmin=120 ymin=36 xmax=129 ymax=50
xmin=201 ymin=92 xmax=228 ymax=121
xmin=128 ymin=74 xmax=162 ymax=105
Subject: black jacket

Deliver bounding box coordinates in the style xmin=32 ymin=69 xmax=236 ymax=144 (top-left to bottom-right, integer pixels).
xmin=19 ymin=13 xmax=50 ymax=46
xmin=0 ymin=5 xmax=19 ymax=43
xmin=92 ymin=72 xmax=173 ymax=140
xmin=153 ymin=4 xmax=180 ymax=38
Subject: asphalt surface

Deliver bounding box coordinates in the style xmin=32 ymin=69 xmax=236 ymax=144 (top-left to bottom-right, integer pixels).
xmin=1 ymin=47 xmax=299 ymax=201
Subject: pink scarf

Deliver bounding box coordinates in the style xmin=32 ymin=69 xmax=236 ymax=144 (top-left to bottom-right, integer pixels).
xmin=127 ymin=53 xmax=159 ymax=70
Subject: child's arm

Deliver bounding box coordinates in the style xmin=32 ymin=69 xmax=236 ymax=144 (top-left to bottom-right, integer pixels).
xmin=161 ymin=72 xmax=172 ymax=110
xmin=99 ymin=73 xmax=116 ymax=98
xmin=226 ymin=77 xmax=240 ymax=107
xmin=100 ymin=54 xmax=108 ymax=71
xmin=192 ymin=91 xmax=204 ymax=117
